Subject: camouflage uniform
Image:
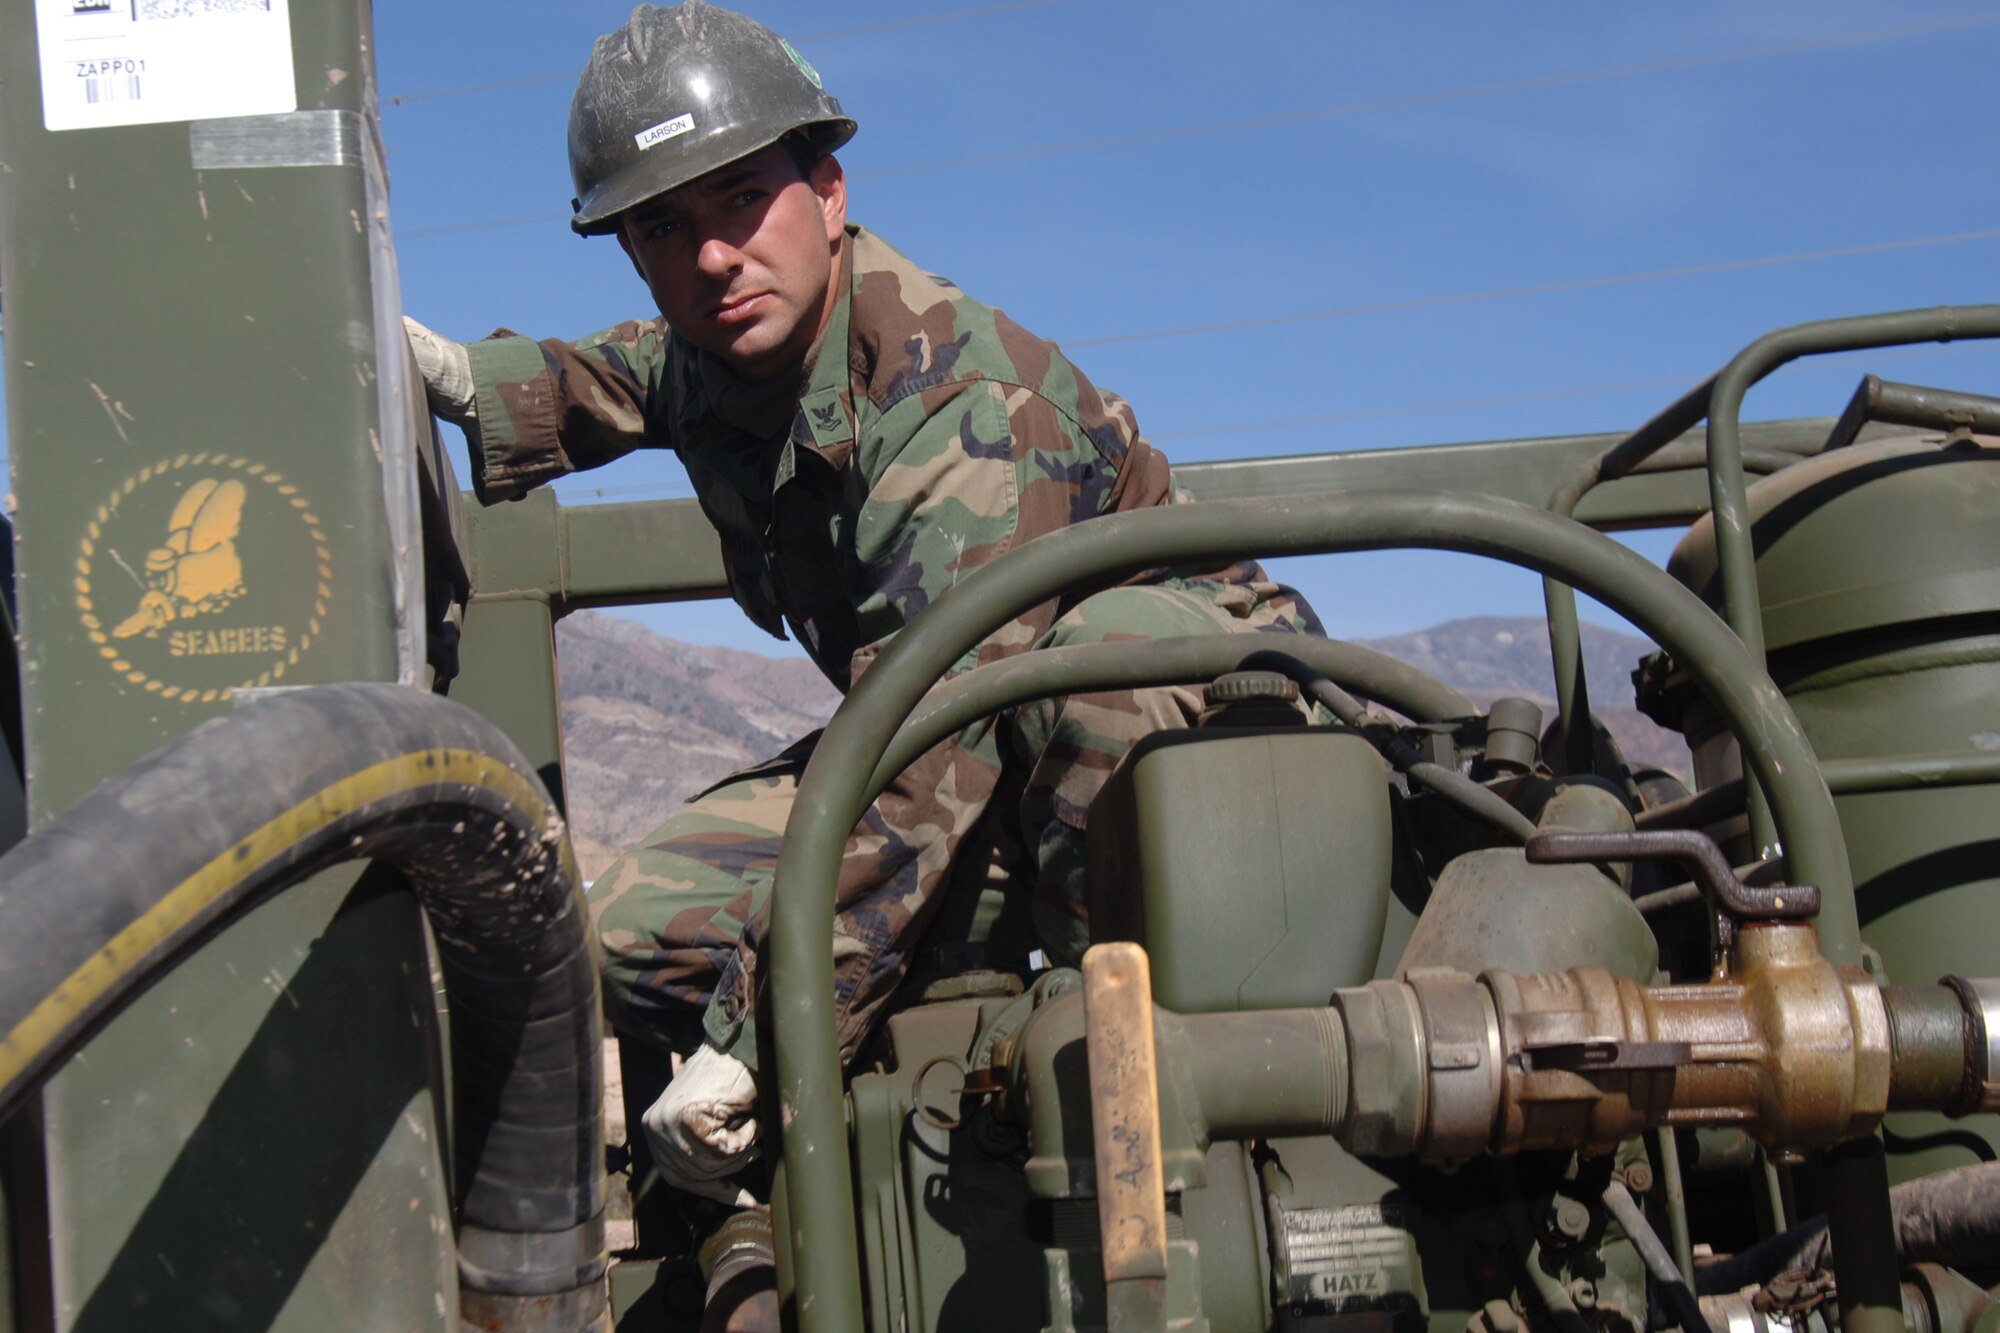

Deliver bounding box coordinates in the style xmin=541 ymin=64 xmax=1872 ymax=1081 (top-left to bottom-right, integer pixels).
xmin=461 ymin=225 xmax=1322 ymax=1066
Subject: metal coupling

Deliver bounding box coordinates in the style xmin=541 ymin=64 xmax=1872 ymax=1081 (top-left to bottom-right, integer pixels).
xmin=1402 ymin=969 xmax=1501 ymax=1161
xmin=1941 ymin=975 xmax=2000 ymax=1114
xmin=1481 ymin=923 xmax=1896 ymax=1151
xmin=1328 ymin=980 xmax=1427 ymax=1158
xmin=1334 ymin=924 xmax=1920 ymax=1161
xmin=1326 ymin=971 xmax=1503 ymax=1162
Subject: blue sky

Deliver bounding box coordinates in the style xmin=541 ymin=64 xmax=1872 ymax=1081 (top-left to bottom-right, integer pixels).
xmin=21 ymin=3 xmax=2000 ymax=658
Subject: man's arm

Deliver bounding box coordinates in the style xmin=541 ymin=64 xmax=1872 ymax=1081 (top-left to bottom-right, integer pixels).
xmin=405 ymin=316 xmax=674 ymax=501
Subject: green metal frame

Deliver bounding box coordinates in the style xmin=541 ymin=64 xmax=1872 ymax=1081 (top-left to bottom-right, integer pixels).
xmin=447 ymin=416 xmax=1857 ymax=792
xmin=1539 ymin=307 xmax=2000 ymax=832
xmin=455 ymin=415 xmax=1854 ymax=616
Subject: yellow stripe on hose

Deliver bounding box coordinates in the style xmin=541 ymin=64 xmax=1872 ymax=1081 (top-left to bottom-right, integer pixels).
xmin=0 ymin=747 xmax=574 ymax=1092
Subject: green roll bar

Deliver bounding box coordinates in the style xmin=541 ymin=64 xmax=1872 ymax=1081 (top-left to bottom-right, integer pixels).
xmin=1540 ymin=304 xmax=2000 ymax=838
xmin=865 ymin=632 xmax=1475 ymax=802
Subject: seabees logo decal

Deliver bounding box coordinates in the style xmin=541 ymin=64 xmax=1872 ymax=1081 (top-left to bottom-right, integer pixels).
xmin=76 ymin=454 xmax=331 ymax=703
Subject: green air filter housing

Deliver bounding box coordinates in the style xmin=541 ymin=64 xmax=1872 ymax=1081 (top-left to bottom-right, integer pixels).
xmin=1086 ymin=726 xmax=1392 ymax=1014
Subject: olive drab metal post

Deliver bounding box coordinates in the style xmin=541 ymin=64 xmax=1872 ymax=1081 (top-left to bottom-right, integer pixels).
xmin=0 ymin=1 xmax=457 ymax=1327
xmin=2 ymin=0 xmax=425 ymax=814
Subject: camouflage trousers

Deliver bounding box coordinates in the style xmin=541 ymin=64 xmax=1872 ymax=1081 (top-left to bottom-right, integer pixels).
xmin=588 ymin=584 xmax=1308 ymax=1056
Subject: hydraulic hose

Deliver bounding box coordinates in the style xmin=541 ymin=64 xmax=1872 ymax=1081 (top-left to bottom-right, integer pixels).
xmin=0 ymin=683 xmax=604 ymax=1331
xmin=770 ymin=489 xmax=1850 ymax=1333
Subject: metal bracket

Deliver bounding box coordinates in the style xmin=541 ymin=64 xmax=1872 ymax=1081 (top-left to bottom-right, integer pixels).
xmin=1526 ymin=829 xmax=1820 ymax=922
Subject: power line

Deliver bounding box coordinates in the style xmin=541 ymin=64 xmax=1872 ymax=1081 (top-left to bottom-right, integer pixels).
xmin=1152 ymin=342 xmax=1991 ymax=446
xmin=418 ymin=225 xmax=2000 ymax=460
xmin=395 ymin=12 xmax=2000 ymax=237
xmin=386 ymin=0 xmax=1082 ymax=106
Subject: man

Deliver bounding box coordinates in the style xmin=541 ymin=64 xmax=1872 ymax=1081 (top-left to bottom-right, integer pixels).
xmin=410 ymin=0 xmax=1319 ymax=1247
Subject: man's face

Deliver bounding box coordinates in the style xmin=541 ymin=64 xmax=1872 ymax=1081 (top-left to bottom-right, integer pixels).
xmin=618 ymin=141 xmax=847 ymax=380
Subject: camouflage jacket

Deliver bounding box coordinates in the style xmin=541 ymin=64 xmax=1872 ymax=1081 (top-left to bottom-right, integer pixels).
xmin=460 ymin=224 xmax=1317 ymax=1060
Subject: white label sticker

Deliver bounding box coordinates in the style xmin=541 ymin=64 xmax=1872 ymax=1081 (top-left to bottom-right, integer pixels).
xmin=635 ymin=112 xmax=695 ymax=150
xmin=35 ymin=0 xmax=297 ymax=133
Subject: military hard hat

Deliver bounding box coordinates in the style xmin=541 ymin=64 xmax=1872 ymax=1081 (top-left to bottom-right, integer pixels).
xmin=568 ymin=1 xmax=857 ymax=237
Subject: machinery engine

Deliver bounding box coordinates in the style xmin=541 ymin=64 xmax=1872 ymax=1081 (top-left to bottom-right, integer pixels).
xmin=837 ymin=414 xmax=2000 ymax=1333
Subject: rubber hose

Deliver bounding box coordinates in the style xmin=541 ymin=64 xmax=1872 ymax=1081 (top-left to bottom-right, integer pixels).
xmin=0 ymin=682 xmax=604 ymax=1329
xmin=1696 ymin=1161 xmax=2000 ymax=1294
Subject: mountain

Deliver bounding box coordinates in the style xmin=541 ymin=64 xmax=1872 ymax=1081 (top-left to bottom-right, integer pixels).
xmin=1363 ymin=614 xmax=1649 ymax=700
xmin=555 ymin=612 xmax=841 ymax=878
xmin=553 ymin=611 xmax=1686 ymax=879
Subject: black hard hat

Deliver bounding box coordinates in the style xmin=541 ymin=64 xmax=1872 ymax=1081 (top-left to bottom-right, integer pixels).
xmin=567 ymin=1 xmax=857 ymax=237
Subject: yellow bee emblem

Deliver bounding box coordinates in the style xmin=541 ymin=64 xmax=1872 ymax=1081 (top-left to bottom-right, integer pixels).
xmin=112 ymin=477 xmax=249 ymax=639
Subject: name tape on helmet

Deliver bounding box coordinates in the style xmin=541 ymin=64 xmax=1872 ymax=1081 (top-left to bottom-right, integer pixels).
xmin=635 ymin=112 xmax=696 ymax=151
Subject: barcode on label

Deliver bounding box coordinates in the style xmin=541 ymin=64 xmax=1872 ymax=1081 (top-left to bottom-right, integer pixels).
xmin=139 ymin=0 xmax=271 ymax=15
xmin=84 ymin=74 xmax=142 ymax=104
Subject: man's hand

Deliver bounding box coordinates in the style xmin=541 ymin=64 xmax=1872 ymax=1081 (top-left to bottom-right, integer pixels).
xmin=642 ymin=1043 xmax=761 ymax=1207
xmin=402 ymin=315 xmax=478 ymax=429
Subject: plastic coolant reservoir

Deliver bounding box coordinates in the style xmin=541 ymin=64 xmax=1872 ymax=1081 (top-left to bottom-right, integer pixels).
xmin=1086 ymin=725 xmax=1392 ymax=1014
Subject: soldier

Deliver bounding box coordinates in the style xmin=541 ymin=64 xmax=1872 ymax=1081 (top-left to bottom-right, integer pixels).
xmin=407 ymin=0 xmax=1320 ymax=1312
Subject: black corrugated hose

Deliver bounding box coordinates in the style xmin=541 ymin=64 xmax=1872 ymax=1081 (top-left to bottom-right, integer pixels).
xmin=0 ymin=683 xmax=605 ymax=1331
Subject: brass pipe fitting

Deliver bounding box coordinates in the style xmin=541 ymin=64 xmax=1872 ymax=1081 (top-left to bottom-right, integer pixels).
xmin=1322 ymin=930 xmax=1991 ymax=1162
xmin=1478 ymin=923 xmax=1891 ymax=1154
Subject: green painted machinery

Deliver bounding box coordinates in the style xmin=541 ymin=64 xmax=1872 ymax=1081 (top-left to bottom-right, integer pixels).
xmin=5 ymin=3 xmax=2000 ymax=1332
xmin=1658 ymin=418 xmax=2000 ymax=1183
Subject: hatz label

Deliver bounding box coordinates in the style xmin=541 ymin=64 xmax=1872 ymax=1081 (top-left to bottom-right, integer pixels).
xmin=635 ymin=112 xmax=696 ymax=150
xmin=35 ymin=0 xmax=296 ymax=132
xmin=1281 ymin=1203 xmax=1418 ymax=1316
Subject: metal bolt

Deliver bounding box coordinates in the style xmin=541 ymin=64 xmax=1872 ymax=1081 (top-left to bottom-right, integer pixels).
xmin=970 ymin=1109 xmax=1022 ymax=1159
xmin=1622 ymin=1163 xmax=1655 ymax=1195
xmin=1551 ymin=1197 xmax=1592 ymax=1242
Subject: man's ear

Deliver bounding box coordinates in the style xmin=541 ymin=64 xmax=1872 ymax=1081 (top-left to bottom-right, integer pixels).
xmin=812 ymin=154 xmax=848 ymax=244
xmin=616 ymin=224 xmax=649 ymax=284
